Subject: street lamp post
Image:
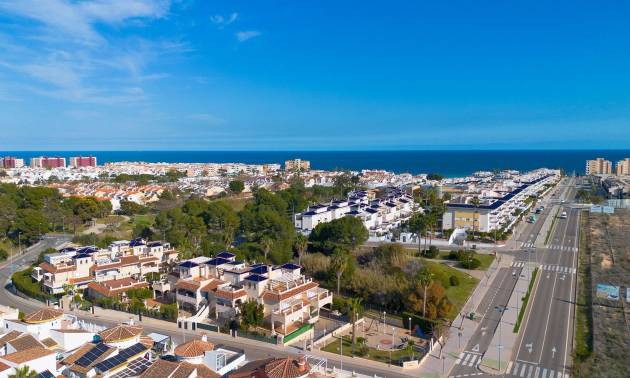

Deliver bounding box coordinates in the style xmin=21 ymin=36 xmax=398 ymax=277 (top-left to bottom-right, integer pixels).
xmin=408 ymin=317 xmax=412 ymax=336
xmin=495 ymin=306 xmax=508 ymax=371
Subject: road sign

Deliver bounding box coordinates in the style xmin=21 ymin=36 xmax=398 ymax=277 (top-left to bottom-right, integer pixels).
xmin=552 ymin=347 xmax=556 ymax=358
xmin=526 ymin=343 xmax=533 ymax=353
xmin=472 ymin=344 xmax=480 ymax=352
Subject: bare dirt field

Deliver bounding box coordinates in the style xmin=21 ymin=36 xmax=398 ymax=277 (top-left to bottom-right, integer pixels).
xmin=574 ymin=209 xmax=630 ymax=377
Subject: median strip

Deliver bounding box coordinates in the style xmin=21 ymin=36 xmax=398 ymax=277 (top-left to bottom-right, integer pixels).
xmin=513 ymin=267 xmax=539 ymax=333
xmin=544 ymin=207 xmax=561 ymax=245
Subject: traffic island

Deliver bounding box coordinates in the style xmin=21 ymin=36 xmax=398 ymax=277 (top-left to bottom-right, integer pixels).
xmin=479 ymin=262 xmax=540 ymax=375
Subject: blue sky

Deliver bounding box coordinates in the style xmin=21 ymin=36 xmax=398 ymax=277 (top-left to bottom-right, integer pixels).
xmin=1 ymin=0 xmax=629 ymax=150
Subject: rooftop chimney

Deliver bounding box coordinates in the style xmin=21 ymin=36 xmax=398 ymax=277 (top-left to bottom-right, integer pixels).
xmin=297 ymin=356 xmax=307 ymax=373
xmin=201 ymin=334 xmax=208 ymax=342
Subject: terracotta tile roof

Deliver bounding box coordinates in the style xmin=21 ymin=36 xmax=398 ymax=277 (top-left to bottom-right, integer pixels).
xmin=0 ymin=361 xmax=9 ymax=372
xmin=87 ymin=278 xmax=149 ymax=297
xmin=8 ymin=334 xmax=46 ymax=352
xmin=174 ymin=338 xmax=214 ymax=358
xmin=69 ymin=276 xmax=93 ymax=284
xmin=140 ymin=359 xmax=220 ymax=378
xmin=1 ymin=347 xmax=55 ymax=364
xmin=60 ymin=343 xmax=95 ymax=366
xmin=23 ymin=307 xmax=64 ymax=324
xmin=51 ymin=328 xmax=92 ymax=334
xmin=200 ymin=279 xmax=225 ymax=293
xmin=175 ymin=280 xmax=200 ymax=292
xmin=39 ymin=262 xmax=75 ymax=273
xmin=0 ymin=331 xmax=22 ymax=345
xmin=229 ymin=356 xmax=310 ymax=378
xmin=215 ymin=288 xmax=247 ymax=301
xmin=98 ymin=324 xmax=143 ymax=343
xmin=264 ymin=282 xmax=319 ymax=303
xmin=41 ymin=337 xmax=58 ymax=348
xmin=185 ymin=362 xmax=221 ymax=378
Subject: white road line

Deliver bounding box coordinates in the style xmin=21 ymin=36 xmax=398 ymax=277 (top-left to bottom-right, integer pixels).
xmin=462 ymin=353 xmax=472 ymax=365
xmin=527 ymin=364 xmax=533 ymax=378
xmin=468 ymin=354 xmax=478 ymax=367
xmin=556 ymin=372 xmax=562 ymax=378
xmin=520 ymin=363 xmax=527 ymax=377
xmin=534 ymin=366 xmax=540 ymax=378
xmin=541 ymin=368 xmax=547 ymax=378
xmin=513 ymin=362 xmax=520 ymax=376
xmin=455 ymin=352 xmax=464 ymax=365
xmin=507 ymin=361 xmax=513 ymax=374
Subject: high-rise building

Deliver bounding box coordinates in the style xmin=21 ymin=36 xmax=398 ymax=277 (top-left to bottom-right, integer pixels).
xmin=0 ymin=156 xmax=24 ymax=169
xmin=285 ymin=158 xmax=310 ymax=172
xmin=70 ymin=156 xmax=97 ymax=168
xmin=30 ymin=156 xmax=66 ymax=169
xmin=585 ymin=158 xmax=612 ymax=175
xmin=616 ymin=158 xmax=630 ymax=176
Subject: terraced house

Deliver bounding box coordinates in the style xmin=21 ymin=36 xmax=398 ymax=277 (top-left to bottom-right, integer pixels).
xmin=32 ymin=238 xmax=178 ymax=295
xmin=173 ymin=253 xmax=332 ymax=336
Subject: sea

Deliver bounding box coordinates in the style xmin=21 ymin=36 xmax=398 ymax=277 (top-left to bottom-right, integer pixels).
xmin=2 ymin=150 xmax=630 ymax=178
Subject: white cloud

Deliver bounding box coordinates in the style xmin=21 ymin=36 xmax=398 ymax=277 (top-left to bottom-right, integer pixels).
xmin=236 ymin=30 xmax=261 ymax=42
xmin=0 ymin=1 xmax=177 ymax=104
xmin=210 ymin=12 xmax=238 ymax=27
xmin=0 ymin=0 xmax=171 ymax=45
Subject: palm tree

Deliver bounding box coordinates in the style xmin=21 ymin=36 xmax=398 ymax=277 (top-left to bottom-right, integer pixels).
xmin=417 ymin=267 xmax=433 ymax=318
xmin=294 ymin=234 xmax=308 ymax=265
xmin=408 ymin=212 xmax=427 ymax=254
xmin=346 ymin=297 xmax=363 ymax=350
xmin=331 ymin=249 xmax=349 ymax=295
xmin=260 ymin=236 xmax=273 ymax=262
xmin=470 ymin=196 xmax=481 ymax=241
xmin=10 ymin=366 xmax=37 ymax=378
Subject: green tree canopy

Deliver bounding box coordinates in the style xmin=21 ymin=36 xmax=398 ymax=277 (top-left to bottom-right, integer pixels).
xmin=309 ymin=216 xmax=368 ymax=254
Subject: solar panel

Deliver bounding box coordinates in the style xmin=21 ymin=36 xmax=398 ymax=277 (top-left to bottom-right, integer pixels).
xmin=75 ymin=343 xmax=111 ymax=367
xmin=35 ymin=371 xmax=55 ymax=378
xmin=95 ymin=343 xmax=148 ymax=372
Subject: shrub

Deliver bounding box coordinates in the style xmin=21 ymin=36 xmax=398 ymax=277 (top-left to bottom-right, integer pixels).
xmin=422 ymin=246 xmax=440 ymax=259
xmin=449 ymin=275 xmax=460 ymax=286
xmin=0 ymin=249 xmax=8 ymax=261
xmin=428 ymin=265 xmax=451 ymax=289
xmin=461 ymin=258 xmax=481 ymax=270
xmin=11 ymin=267 xmax=53 ymax=302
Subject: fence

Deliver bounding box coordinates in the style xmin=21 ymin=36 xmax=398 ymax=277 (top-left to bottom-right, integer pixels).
xmin=283 ymin=323 xmax=313 ymax=344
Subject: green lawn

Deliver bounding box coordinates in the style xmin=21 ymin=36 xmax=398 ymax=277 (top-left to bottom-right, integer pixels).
xmin=322 ymin=336 xmax=416 ymax=365
xmin=420 ymin=259 xmax=479 ymax=320
xmin=436 ymin=251 xmax=495 ymax=270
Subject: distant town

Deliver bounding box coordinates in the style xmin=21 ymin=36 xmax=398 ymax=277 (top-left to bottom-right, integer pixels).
xmin=0 ymin=155 xmax=627 ymax=377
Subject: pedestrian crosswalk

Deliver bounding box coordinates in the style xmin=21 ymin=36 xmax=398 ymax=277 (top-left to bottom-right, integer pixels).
xmin=541 ymin=265 xmax=576 ymax=274
xmin=505 ymin=361 xmax=570 ymax=378
xmin=547 ymin=245 xmax=578 ymax=252
xmin=510 ymin=262 xmax=576 ymax=274
xmin=521 ymin=242 xmax=535 ymax=248
xmin=454 ymin=352 xmax=482 ymax=367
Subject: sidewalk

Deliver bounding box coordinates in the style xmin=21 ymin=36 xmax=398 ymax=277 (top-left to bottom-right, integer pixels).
xmin=416 ymin=254 xmax=511 ymax=378
xmin=479 ymin=262 xmax=538 ymax=374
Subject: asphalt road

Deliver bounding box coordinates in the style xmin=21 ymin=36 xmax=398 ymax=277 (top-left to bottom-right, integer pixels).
xmin=0 ymin=235 xmax=415 ymax=378
xmin=507 ymin=179 xmax=580 ymax=378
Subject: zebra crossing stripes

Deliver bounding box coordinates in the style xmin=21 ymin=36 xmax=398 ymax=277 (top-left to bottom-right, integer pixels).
xmin=512 ymin=261 xmax=526 ymax=268
xmin=454 ymin=352 xmax=481 ymax=367
xmin=547 ymin=245 xmax=578 ymax=252
xmin=506 ymin=362 xmax=570 ymax=378
xmin=521 ymin=242 xmax=535 ymax=248
xmin=541 ymin=265 xmax=576 ymax=274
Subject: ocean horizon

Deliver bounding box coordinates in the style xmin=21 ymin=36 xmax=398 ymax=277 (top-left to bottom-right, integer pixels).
xmin=2 ymin=150 xmax=630 ymax=178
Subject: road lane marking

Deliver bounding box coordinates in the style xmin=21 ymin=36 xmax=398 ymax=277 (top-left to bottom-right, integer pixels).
xmin=527 ymin=364 xmax=533 ymax=378
xmin=534 ymin=366 xmax=540 ymax=378
xmin=520 ymin=363 xmax=527 ymax=377
xmin=455 ymin=352 xmax=464 ymax=365
xmin=463 ymin=353 xmax=472 ymax=365
xmin=507 ymin=361 xmax=513 ymax=374
xmin=541 ymin=368 xmax=547 ymax=378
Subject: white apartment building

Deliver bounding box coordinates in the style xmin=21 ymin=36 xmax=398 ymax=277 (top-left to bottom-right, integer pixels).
xmin=173 ymin=252 xmax=332 ymax=337
xmin=33 ymin=239 xmax=178 ymax=295
xmin=442 ymin=170 xmax=558 ymax=232
xmin=294 ymin=189 xmax=416 ymax=237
